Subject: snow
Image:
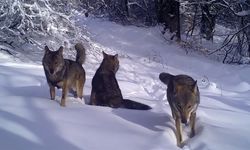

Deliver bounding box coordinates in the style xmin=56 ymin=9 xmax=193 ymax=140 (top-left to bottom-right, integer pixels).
xmin=1 ymin=16 xmax=250 ymax=150
xmin=236 ymin=10 xmax=250 ymax=16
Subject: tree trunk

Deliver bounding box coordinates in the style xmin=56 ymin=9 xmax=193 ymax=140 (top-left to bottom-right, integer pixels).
xmin=157 ymin=0 xmax=181 ymax=40
xmin=200 ymin=4 xmax=216 ymax=41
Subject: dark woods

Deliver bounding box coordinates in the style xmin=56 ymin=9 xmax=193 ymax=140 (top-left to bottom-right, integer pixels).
xmin=0 ymin=0 xmax=249 ymax=64
xmin=82 ymin=0 xmax=250 ymax=64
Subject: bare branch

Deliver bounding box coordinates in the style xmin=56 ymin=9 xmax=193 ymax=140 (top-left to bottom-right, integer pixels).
xmin=209 ymin=23 xmax=250 ymax=55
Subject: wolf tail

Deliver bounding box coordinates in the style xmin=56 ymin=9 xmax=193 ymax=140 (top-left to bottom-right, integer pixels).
xmin=159 ymin=72 xmax=174 ymax=85
xmin=75 ymin=43 xmax=86 ymax=64
xmin=121 ymin=99 xmax=152 ymax=110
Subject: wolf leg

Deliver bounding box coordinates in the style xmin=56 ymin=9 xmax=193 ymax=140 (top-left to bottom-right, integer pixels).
xmin=61 ymin=80 xmax=69 ymax=107
xmin=170 ymin=108 xmax=176 ymax=119
xmin=190 ymin=112 xmax=196 ymax=138
xmin=90 ymin=89 xmax=97 ymax=105
xmin=169 ymin=102 xmax=176 ymax=119
xmin=175 ymin=118 xmax=182 ymax=147
xmin=76 ymin=79 xmax=84 ymax=99
xmin=49 ymin=86 xmax=55 ymax=100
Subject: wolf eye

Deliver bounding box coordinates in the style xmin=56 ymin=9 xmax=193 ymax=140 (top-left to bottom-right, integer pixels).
xmin=188 ymin=105 xmax=192 ymax=109
xmin=177 ymin=102 xmax=181 ymax=109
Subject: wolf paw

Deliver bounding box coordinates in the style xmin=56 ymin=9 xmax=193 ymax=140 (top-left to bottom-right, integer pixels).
xmin=190 ymin=132 xmax=195 ymax=138
xmin=60 ymin=103 xmax=66 ymax=107
xmin=182 ymin=145 xmax=191 ymax=150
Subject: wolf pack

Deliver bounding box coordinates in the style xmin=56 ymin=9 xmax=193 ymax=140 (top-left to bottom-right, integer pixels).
xmin=42 ymin=43 xmax=200 ymax=147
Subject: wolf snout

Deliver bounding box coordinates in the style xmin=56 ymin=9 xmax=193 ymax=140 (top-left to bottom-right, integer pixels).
xmin=181 ymin=117 xmax=188 ymax=124
xmin=49 ymin=69 xmax=54 ymax=74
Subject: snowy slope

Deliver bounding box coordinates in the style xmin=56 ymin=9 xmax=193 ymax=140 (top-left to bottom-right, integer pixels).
xmin=0 ymin=16 xmax=250 ymax=150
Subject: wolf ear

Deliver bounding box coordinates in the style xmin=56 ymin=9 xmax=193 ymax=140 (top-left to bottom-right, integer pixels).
xmin=102 ymin=51 xmax=108 ymax=58
xmin=159 ymin=72 xmax=173 ymax=85
xmin=114 ymin=54 xmax=118 ymax=59
xmin=58 ymin=46 xmax=63 ymax=55
xmin=44 ymin=46 xmax=50 ymax=54
xmin=192 ymin=80 xmax=198 ymax=93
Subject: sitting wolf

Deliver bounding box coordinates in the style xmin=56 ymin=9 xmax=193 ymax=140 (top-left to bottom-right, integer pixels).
xmin=90 ymin=51 xmax=151 ymax=110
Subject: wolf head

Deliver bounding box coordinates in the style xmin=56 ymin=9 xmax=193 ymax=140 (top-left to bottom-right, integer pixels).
xmin=42 ymin=46 xmax=65 ymax=76
xmin=101 ymin=51 xmax=119 ymax=73
xmin=171 ymin=80 xmax=199 ymax=124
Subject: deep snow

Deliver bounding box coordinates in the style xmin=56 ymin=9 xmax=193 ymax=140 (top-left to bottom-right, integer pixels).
xmin=0 ymin=17 xmax=250 ymax=150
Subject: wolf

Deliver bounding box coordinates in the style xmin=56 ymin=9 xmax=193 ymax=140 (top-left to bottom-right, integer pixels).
xmin=159 ymin=72 xmax=200 ymax=147
xmin=42 ymin=43 xmax=86 ymax=107
xmin=90 ymin=51 xmax=151 ymax=110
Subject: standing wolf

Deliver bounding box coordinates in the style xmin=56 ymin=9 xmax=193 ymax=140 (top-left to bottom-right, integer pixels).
xmin=159 ymin=72 xmax=200 ymax=147
xmin=90 ymin=51 xmax=151 ymax=110
xmin=42 ymin=43 xmax=86 ymax=107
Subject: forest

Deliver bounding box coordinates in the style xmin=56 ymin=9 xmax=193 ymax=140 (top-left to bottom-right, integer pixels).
xmin=0 ymin=0 xmax=250 ymax=64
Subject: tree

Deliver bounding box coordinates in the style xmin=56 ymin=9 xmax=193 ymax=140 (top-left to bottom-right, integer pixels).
xmin=0 ymin=0 xmax=86 ymax=58
xmin=157 ymin=0 xmax=181 ymax=40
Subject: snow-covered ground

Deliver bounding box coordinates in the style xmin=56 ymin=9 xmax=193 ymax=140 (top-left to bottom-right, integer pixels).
xmin=1 ymin=17 xmax=250 ymax=150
